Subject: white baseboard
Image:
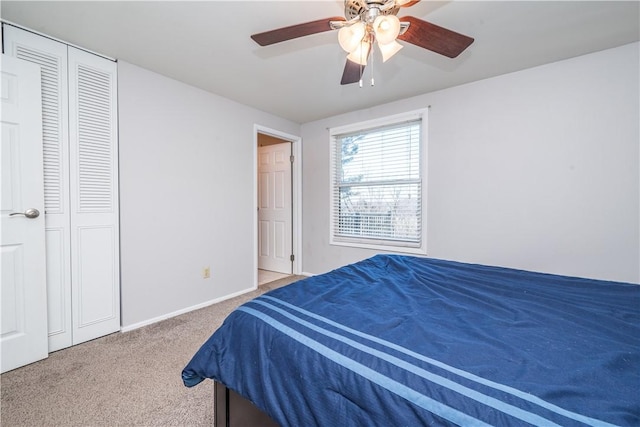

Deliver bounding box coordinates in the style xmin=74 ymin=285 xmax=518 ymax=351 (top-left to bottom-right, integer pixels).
xmin=300 ymin=272 xmax=315 ymax=277
xmin=120 ymin=286 xmax=258 ymax=333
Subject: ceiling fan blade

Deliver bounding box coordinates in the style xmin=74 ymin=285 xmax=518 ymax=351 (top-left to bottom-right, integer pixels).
xmin=397 ymin=16 xmax=474 ymax=58
xmin=251 ymin=17 xmax=345 ymax=46
xmin=341 ymin=59 xmax=366 ymax=85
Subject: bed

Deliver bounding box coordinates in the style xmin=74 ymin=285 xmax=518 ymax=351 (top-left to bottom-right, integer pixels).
xmin=182 ymin=254 xmax=640 ymax=426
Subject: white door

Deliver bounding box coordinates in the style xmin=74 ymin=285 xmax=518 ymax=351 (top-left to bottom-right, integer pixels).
xmin=1 ymin=54 xmax=48 ymax=373
xmin=258 ymin=142 xmax=292 ymax=274
xmin=67 ymin=46 xmax=120 ymax=345
xmin=3 ymin=24 xmax=73 ymax=352
xmin=4 ymin=25 xmax=120 ymax=350
xmin=4 ymin=26 xmax=120 ymax=350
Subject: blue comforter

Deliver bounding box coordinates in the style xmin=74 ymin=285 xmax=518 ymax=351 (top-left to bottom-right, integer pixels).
xmin=182 ymin=255 xmax=640 ymax=426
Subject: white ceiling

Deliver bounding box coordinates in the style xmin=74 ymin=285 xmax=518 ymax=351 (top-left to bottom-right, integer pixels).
xmin=2 ymin=1 xmax=639 ymax=124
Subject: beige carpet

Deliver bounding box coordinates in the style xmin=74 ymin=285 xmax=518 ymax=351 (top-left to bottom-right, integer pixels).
xmin=1 ymin=276 xmax=303 ymax=426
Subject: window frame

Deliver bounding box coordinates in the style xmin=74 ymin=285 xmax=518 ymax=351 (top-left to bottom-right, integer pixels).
xmin=329 ymin=109 xmax=428 ymax=254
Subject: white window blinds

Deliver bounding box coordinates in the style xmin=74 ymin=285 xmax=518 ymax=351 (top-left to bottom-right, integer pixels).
xmin=330 ymin=114 xmax=425 ymax=251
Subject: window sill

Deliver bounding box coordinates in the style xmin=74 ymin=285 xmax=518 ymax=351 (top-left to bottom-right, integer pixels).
xmin=330 ymin=238 xmax=427 ymax=255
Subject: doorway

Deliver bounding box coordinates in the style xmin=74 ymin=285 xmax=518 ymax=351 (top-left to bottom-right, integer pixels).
xmin=254 ymin=126 xmax=301 ymax=287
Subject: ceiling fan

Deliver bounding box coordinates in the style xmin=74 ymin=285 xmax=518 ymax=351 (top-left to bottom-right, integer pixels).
xmin=251 ymin=0 xmax=474 ymax=86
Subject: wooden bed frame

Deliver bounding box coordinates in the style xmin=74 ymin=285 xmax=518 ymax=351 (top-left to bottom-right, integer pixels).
xmin=214 ymin=381 xmax=278 ymax=427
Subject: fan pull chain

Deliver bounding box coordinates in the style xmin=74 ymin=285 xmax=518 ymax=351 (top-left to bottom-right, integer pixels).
xmin=359 ymin=38 xmax=364 ymax=88
xmin=370 ymin=44 xmax=375 ymax=87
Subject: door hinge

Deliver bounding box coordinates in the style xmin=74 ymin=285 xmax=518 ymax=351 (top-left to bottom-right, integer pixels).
xmin=290 ymin=254 xmax=295 ymax=262
xmin=290 ymin=155 xmax=294 ymax=163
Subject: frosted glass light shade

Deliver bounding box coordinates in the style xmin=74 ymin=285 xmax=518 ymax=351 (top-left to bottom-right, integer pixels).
xmin=373 ymin=15 xmax=400 ymax=45
xmin=338 ymin=22 xmax=366 ymax=53
xmin=379 ymin=40 xmax=403 ymax=62
xmin=346 ymin=40 xmax=371 ymax=65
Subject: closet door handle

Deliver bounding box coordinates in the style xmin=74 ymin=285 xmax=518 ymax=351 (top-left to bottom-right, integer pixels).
xmin=9 ymin=208 xmax=40 ymax=219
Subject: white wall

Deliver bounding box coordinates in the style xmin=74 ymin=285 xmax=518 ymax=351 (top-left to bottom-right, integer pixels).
xmin=118 ymin=61 xmax=300 ymax=328
xmin=301 ymin=43 xmax=639 ymax=284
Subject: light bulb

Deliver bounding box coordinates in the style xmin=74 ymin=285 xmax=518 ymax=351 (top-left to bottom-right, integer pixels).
xmin=378 ymin=40 xmax=403 ymax=62
xmin=373 ymin=15 xmax=400 ymax=45
xmin=346 ymin=40 xmax=371 ymax=66
xmin=338 ymin=22 xmax=366 ymax=53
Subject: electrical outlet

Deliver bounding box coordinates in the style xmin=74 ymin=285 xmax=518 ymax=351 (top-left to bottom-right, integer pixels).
xmin=203 ymin=267 xmax=211 ymax=279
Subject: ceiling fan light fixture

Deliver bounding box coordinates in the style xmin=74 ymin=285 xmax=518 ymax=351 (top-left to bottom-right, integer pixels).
xmin=338 ymin=22 xmax=366 ymax=53
xmin=373 ymin=15 xmax=401 ymax=45
xmin=250 ymin=0 xmax=475 ymax=86
xmin=378 ymin=39 xmax=403 ymax=62
xmin=346 ymin=39 xmax=371 ymax=65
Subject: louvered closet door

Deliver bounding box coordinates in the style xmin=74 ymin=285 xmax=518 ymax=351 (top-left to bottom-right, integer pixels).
xmin=3 ymin=25 xmax=120 ymax=349
xmin=3 ymin=26 xmax=73 ymax=352
xmin=68 ymin=47 xmax=120 ymax=345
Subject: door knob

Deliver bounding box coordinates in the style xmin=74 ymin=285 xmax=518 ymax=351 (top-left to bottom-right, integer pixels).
xmin=9 ymin=208 xmax=40 ymax=219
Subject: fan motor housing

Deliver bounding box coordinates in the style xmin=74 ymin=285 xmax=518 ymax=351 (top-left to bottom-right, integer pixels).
xmin=344 ymin=0 xmax=400 ymax=21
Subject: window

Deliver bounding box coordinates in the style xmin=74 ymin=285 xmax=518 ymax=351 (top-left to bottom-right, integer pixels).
xmin=330 ymin=110 xmax=427 ymax=253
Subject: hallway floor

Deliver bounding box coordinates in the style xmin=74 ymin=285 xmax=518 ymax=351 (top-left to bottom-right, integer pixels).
xmin=258 ymin=269 xmax=290 ymax=286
